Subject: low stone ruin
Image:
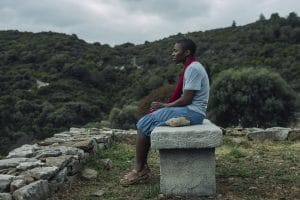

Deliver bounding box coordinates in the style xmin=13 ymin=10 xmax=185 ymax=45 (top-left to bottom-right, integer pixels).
xmin=224 ymin=127 xmax=300 ymax=141
xmin=0 ymin=127 xmax=136 ymax=200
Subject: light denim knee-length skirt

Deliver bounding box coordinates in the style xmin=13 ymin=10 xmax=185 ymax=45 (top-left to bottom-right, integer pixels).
xmin=136 ymin=107 xmax=204 ymax=136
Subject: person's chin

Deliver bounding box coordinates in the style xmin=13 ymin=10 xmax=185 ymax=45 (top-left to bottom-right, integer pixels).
xmin=173 ymin=59 xmax=179 ymax=64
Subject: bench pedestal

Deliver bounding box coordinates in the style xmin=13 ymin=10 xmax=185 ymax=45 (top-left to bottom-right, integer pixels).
xmin=160 ymin=148 xmax=215 ymax=196
xmin=151 ymin=119 xmax=222 ymax=197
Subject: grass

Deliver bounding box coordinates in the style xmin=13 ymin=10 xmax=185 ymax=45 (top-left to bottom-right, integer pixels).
xmin=52 ymin=136 xmax=300 ymax=200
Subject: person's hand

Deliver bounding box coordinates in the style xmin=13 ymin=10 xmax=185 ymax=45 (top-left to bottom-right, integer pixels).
xmin=150 ymin=102 xmax=166 ymax=112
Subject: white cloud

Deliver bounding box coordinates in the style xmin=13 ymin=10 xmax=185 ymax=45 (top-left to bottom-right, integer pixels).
xmin=0 ymin=0 xmax=299 ymax=45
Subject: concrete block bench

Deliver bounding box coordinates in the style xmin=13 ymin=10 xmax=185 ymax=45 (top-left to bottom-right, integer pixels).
xmin=151 ymin=119 xmax=223 ymax=196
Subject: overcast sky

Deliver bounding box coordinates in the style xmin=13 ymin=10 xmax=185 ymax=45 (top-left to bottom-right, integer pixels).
xmin=0 ymin=0 xmax=299 ymax=45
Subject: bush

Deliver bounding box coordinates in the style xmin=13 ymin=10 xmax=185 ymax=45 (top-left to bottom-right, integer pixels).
xmin=138 ymin=84 xmax=175 ymax=115
xmin=109 ymin=104 xmax=139 ymax=129
xmin=208 ymin=67 xmax=296 ymax=127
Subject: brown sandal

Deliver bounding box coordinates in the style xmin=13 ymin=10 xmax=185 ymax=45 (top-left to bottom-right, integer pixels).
xmin=120 ymin=167 xmax=150 ymax=186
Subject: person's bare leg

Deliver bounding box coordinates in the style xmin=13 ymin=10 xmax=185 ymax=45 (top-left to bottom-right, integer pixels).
xmin=135 ymin=129 xmax=151 ymax=172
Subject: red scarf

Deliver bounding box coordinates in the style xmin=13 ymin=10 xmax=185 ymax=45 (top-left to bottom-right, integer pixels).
xmin=166 ymin=57 xmax=197 ymax=103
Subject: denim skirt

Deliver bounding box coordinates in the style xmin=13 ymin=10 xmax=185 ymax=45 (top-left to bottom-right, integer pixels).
xmin=136 ymin=107 xmax=205 ymax=136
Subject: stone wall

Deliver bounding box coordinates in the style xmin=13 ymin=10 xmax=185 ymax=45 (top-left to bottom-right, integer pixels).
xmin=224 ymin=127 xmax=300 ymax=141
xmin=0 ymin=127 xmax=136 ymax=200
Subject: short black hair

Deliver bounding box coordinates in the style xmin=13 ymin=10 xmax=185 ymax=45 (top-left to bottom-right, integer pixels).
xmin=176 ymin=39 xmax=197 ymax=56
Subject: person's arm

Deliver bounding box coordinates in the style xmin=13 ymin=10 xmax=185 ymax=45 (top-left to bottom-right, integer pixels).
xmin=150 ymin=90 xmax=195 ymax=111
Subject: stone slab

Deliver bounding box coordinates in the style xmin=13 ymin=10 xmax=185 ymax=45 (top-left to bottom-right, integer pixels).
xmin=151 ymin=119 xmax=222 ymax=149
xmin=248 ymin=127 xmax=291 ymax=141
xmin=159 ymin=148 xmax=216 ymax=196
xmin=0 ymin=175 xmax=15 ymax=192
xmin=13 ymin=180 xmax=49 ymax=200
xmin=0 ymin=158 xmax=38 ymax=170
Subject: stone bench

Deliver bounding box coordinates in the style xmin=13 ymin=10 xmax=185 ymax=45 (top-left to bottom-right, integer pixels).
xmin=151 ymin=119 xmax=223 ymax=197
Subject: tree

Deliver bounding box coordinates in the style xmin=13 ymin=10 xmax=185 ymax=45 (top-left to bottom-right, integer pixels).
xmin=259 ymin=13 xmax=266 ymax=21
xmin=208 ymin=68 xmax=296 ymax=128
xmin=232 ymin=20 xmax=237 ymax=27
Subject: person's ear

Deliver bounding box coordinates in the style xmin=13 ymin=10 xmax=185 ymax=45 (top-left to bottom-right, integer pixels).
xmin=184 ymin=49 xmax=191 ymax=57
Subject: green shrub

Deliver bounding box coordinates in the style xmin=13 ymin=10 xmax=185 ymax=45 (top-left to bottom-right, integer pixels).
xmin=138 ymin=84 xmax=175 ymax=116
xmin=208 ymin=67 xmax=296 ymax=127
xmin=109 ymin=104 xmax=139 ymax=129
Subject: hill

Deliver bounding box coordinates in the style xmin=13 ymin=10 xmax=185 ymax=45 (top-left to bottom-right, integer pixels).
xmin=0 ymin=12 xmax=299 ymax=154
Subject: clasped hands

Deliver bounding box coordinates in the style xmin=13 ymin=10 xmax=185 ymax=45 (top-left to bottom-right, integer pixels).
xmin=150 ymin=101 xmax=168 ymax=112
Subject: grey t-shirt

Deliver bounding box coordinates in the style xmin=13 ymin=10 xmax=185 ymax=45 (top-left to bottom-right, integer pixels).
xmin=183 ymin=61 xmax=209 ymax=116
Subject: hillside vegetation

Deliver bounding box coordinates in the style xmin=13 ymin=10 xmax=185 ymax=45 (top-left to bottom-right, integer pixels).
xmin=0 ymin=12 xmax=299 ymax=154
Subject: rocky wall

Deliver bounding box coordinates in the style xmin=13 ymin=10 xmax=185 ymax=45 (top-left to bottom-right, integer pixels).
xmin=0 ymin=127 xmax=136 ymax=200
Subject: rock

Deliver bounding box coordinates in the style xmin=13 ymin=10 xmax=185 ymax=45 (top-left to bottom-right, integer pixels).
xmin=0 ymin=193 xmax=12 ymax=200
xmin=6 ymin=144 xmax=39 ymax=158
xmin=248 ymin=127 xmax=291 ymax=141
xmin=49 ymin=167 xmax=67 ymax=192
xmin=10 ymin=179 xmax=26 ymax=192
xmin=52 ymin=167 xmax=67 ymax=184
xmin=51 ymin=146 xmax=85 ymax=159
xmin=90 ymin=189 xmax=105 ymax=197
xmin=21 ymin=175 xmax=35 ymax=184
xmin=72 ymin=139 xmax=97 ymax=152
xmin=0 ymin=168 xmax=17 ymax=176
xmin=27 ymin=166 xmax=59 ymax=180
xmin=165 ymin=117 xmax=190 ymax=127
xmin=231 ymin=137 xmax=248 ymax=145
xmin=13 ymin=180 xmax=49 ymax=200
xmin=67 ymin=158 xmax=80 ymax=176
xmin=81 ymin=168 xmax=98 ymax=180
xmin=38 ymin=137 xmax=70 ymax=146
xmin=33 ymin=149 xmax=62 ymax=159
xmin=45 ymin=155 xmax=73 ymax=169
xmin=0 ymin=158 xmax=39 ymax=170
xmin=288 ymin=129 xmax=300 ymax=141
xmin=101 ymin=159 xmax=112 ymax=170
xmin=16 ymin=160 xmax=44 ymax=171
xmin=53 ymin=132 xmax=72 ymax=138
xmin=0 ymin=175 xmax=15 ymax=192
xmin=69 ymin=127 xmax=87 ymax=135
xmin=92 ymin=135 xmax=111 ymax=143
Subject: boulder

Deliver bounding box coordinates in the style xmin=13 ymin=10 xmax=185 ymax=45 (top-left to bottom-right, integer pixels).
xmin=6 ymin=144 xmax=39 ymax=159
xmin=45 ymin=155 xmax=73 ymax=169
xmin=16 ymin=160 xmax=44 ymax=171
xmin=13 ymin=180 xmax=49 ymax=200
xmin=49 ymin=167 xmax=68 ymax=192
xmin=248 ymin=127 xmax=291 ymax=141
xmin=0 ymin=175 xmax=15 ymax=192
xmin=27 ymin=166 xmax=59 ymax=180
xmin=0 ymin=158 xmax=39 ymax=170
xmin=10 ymin=179 xmax=26 ymax=192
xmin=72 ymin=139 xmax=97 ymax=152
xmin=33 ymin=149 xmax=62 ymax=159
xmin=67 ymin=158 xmax=80 ymax=176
